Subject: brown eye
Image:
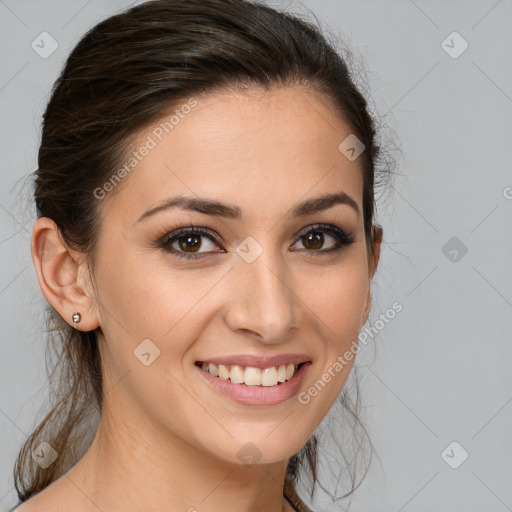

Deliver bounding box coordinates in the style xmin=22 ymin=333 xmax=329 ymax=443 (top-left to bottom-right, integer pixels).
xmin=160 ymin=227 xmax=222 ymax=260
xmin=291 ymin=224 xmax=354 ymax=255
xmin=177 ymin=234 xmax=203 ymax=253
xmin=300 ymin=231 xmax=327 ymax=251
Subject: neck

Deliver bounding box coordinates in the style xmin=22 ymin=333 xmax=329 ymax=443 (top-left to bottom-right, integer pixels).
xmin=61 ymin=396 xmax=293 ymax=512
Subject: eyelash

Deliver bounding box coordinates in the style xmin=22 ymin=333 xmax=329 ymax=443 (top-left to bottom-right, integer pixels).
xmin=157 ymin=223 xmax=354 ymax=261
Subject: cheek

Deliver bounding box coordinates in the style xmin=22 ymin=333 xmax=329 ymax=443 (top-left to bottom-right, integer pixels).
xmin=306 ymin=259 xmax=369 ymax=339
xmin=298 ymin=261 xmax=368 ymax=408
xmin=95 ymin=245 xmax=211 ymax=345
xmin=92 ymin=252 xmax=218 ymax=439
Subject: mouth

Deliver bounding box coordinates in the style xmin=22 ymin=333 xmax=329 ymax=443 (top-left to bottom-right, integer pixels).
xmin=194 ymin=361 xmax=307 ymax=387
xmin=194 ymin=360 xmax=312 ymax=406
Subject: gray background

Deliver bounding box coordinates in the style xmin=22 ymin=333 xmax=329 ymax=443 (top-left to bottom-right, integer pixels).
xmin=1 ymin=1 xmax=511 ymax=511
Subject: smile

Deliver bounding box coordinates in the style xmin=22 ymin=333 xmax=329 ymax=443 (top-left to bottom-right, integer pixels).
xmin=195 ymin=361 xmax=303 ymax=387
xmin=194 ymin=361 xmax=311 ymax=406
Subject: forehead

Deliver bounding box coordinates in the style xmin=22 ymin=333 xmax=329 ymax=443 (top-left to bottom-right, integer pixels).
xmin=102 ymin=86 xmax=364 ymax=224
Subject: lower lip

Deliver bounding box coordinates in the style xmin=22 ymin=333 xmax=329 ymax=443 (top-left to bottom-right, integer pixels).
xmin=195 ymin=362 xmax=311 ymax=406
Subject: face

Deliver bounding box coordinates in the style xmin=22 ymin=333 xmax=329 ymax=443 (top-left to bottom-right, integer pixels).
xmin=81 ymin=86 xmax=378 ymax=465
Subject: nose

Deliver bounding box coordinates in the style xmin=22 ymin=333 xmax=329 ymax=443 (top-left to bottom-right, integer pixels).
xmin=222 ymin=249 xmax=302 ymax=344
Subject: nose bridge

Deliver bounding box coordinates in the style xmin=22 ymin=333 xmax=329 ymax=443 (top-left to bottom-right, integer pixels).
xmin=226 ymin=241 xmax=301 ymax=341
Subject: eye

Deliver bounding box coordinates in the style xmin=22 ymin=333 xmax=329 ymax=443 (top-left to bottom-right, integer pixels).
xmin=291 ymin=223 xmax=354 ymax=255
xmin=159 ymin=226 xmax=223 ymax=260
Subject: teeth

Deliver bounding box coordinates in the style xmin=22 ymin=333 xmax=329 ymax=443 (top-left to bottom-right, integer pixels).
xmin=200 ymin=362 xmax=299 ymax=386
xmin=244 ymin=366 xmax=262 ymax=386
xmin=261 ymin=367 xmax=278 ymax=387
xmin=230 ymin=365 xmax=244 ymax=384
xmin=208 ymin=362 xmax=219 ymax=377
xmin=218 ymin=364 xmax=230 ymax=380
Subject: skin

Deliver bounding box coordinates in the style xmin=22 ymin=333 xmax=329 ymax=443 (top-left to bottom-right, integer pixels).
xmin=25 ymin=85 xmax=381 ymax=512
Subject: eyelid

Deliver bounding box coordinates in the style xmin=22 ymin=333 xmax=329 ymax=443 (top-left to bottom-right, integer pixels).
xmin=158 ymin=225 xmax=223 ymax=250
xmin=294 ymin=222 xmax=347 ymax=240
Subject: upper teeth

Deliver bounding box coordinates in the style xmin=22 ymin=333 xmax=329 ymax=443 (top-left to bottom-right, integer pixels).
xmin=201 ymin=362 xmax=298 ymax=386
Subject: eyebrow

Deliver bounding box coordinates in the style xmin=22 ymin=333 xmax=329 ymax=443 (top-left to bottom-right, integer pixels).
xmin=136 ymin=191 xmax=360 ymax=224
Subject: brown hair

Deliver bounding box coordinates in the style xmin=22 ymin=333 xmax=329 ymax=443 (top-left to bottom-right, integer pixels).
xmin=14 ymin=0 xmax=393 ymax=508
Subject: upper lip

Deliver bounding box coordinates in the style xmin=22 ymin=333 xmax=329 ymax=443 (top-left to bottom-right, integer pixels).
xmin=196 ymin=354 xmax=311 ymax=369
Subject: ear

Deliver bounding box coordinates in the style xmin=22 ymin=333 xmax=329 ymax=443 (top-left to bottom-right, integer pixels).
xmin=31 ymin=217 xmax=100 ymax=331
xmin=361 ymin=225 xmax=383 ymax=324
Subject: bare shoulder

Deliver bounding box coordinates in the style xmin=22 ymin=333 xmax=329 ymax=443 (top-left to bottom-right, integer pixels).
xmin=10 ymin=499 xmax=37 ymax=512
xmin=9 ymin=478 xmax=84 ymax=512
xmin=10 ymin=493 xmax=53 ymax=512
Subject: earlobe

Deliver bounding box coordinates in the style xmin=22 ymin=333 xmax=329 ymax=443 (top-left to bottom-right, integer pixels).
xmin=31 ymin=217 xmax=99 ymax=331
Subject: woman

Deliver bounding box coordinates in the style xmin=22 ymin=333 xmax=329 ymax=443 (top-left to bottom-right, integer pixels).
xmin=11 ymin=0 xmax=389 ymax=510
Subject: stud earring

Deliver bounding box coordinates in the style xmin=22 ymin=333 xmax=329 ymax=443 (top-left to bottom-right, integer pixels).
xmin=72 ymin=312 xmax=82 ymax=328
